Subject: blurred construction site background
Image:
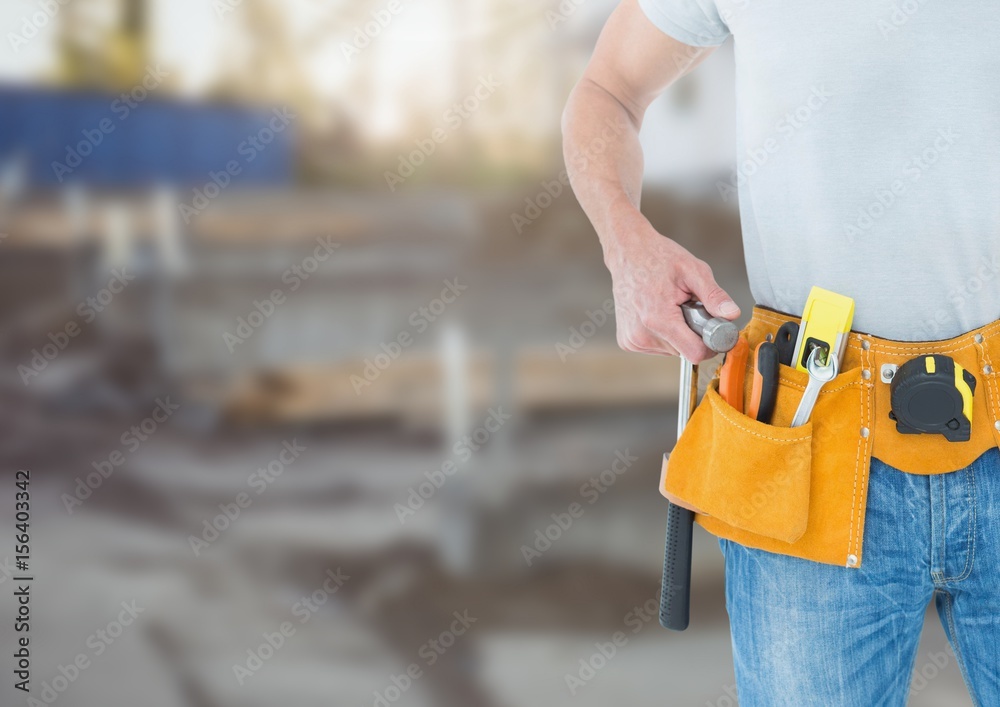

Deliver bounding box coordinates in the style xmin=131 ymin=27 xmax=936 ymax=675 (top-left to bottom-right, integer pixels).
xmin=0 ymin=1 xmax=970 ymax=705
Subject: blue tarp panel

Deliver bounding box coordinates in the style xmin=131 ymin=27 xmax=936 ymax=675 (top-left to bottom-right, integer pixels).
xmin=0 ymin=85 xmax=295 ymax=187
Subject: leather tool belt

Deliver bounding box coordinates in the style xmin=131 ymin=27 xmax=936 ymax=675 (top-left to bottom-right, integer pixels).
xmin=661 ymin=306 xmax=1000 ymax=568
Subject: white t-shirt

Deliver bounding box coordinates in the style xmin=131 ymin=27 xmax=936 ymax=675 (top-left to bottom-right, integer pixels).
xmin=639 ymin=0 xmax=1000 ymax=340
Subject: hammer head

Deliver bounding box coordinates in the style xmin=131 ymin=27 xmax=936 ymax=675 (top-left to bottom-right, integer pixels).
xmin=681 ymin=301 xmax=739 ymax=353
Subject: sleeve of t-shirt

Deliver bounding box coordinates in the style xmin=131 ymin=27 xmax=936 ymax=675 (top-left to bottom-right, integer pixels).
xmin=637 ymin=0 xmax=731 ymax=47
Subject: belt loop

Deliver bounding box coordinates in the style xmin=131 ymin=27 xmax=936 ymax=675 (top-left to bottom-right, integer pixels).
xmin=974 ymin=334 xmax=1000 ymax=442
xmin=848 ymin=337 xmax=875 ymax=566
xmin=862 ymin=337 xmax=874 ymax=441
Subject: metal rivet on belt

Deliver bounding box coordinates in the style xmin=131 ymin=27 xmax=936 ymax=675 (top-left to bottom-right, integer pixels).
xmin=985 ymin=365 xmax=994 ymax=375
xmin=860 ymin=427 xmax=869 ymax=438
xmin=862 ymin=370 xmax=871 ymax=380
xmin=976 ymin=334 xmax=985 ymax=344
xmin=995 ymin=420 xmax=1000 ymax=432
xmin=861 ymin=340 xmax=870 ymax=350
xmin=880 ymin=363 xmax=898 ymax=383
xmin=847 ymin=554 xmax=858 ymax=567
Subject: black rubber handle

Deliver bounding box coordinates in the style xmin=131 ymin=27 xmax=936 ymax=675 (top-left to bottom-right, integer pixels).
xmin=659 ymin=502 xmax=693 ymax=631
xmin=775 ymin=321 xmax=799 ymax=367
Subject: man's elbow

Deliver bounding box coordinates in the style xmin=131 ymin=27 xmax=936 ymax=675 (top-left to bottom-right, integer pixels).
xmin=565 ymin=75 xmax=643 ymax=136
xmin=561 ymin=78 xmax=590 ymax=138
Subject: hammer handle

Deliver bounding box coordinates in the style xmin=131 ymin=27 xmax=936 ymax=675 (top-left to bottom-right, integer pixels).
xmin=659 ymin=503 xmax=694 ymax=630
xmin=659 ymin=302 xmax=736 ymax=631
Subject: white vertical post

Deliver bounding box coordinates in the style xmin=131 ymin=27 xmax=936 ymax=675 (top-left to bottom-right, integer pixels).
xmin=152 ymin=185 xmax=186 ymax=275
xmin=440 ymin=320 xmax=474 ymax=574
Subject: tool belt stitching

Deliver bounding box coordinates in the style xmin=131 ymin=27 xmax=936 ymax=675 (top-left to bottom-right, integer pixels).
xmin=847 ymin=340 xmax=975 ymax=354
xmin=989 ymin=367 xmax=999 ymax=425
xmin=979 ymin=325 xmax=1000 ymax=342
xmin=777 ymin=380 xmax=860 ymax=394
xmin=753 ymin=309 xmax=788 ymax=328
xmin=848 ymin=345 xmax=866 ymax=558
xmin=974 ymin=337 xmax=992 ymax=403
xmin=977 ymin=339 xmax=999 ymax=426
xmin=844 ymin=323 xmax=1000 ymax=354
xmin=851 ymin=342 xmax=874 ymax=560
xmin=709 ymin=392 xmax=813 ymax=443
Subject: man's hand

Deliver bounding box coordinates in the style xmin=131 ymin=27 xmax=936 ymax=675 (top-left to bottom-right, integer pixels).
xmin=561 ymin=0 xmax=738 ymax=361
xmin=607 ymin=210 xmax=739 ymax=362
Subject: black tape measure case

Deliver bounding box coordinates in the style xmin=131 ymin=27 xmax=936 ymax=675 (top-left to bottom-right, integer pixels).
xmin=889 ymin=355 xmax=976 ymax=442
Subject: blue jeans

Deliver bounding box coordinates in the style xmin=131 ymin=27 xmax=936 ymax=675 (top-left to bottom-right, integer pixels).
xmin=722 ymin=448 xmax=1000 ymax=706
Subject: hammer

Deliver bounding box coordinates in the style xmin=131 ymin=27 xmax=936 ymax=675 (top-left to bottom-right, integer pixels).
xmin=659 ymin=301 xmax=739 ymax=631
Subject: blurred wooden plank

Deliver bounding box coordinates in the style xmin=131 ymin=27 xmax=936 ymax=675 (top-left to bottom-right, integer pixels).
xmin=215 ymin=348 xmax=681 ymax=425
xmin=515 ymin=348 xmax=680 ymax=411
xmin=2 ymin=190 xmax=473 ymax=248
xmin=221 ymin=355 xmax=489 ymax=424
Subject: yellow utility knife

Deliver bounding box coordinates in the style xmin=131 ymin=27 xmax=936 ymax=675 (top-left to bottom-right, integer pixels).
xmin=792 ymin=286 xmax=855 ymax=373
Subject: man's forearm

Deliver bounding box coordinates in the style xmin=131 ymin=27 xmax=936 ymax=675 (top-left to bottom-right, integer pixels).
xmin=560 ymin=1 xmax=736 ymax=360
xmin=561 ymin=77 xmax=649 ymax=264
